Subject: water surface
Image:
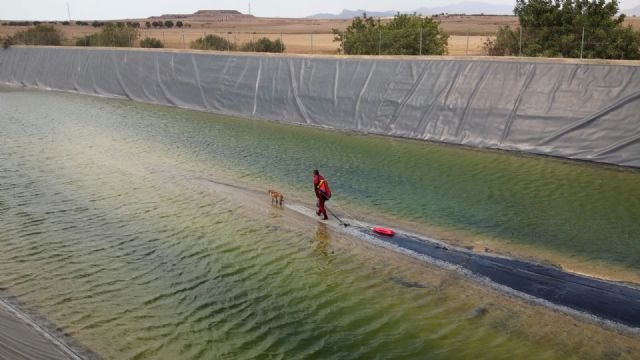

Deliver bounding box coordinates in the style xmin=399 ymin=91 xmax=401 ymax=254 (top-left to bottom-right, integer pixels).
xmin=1 ymin=86 xmax=639 ymax=359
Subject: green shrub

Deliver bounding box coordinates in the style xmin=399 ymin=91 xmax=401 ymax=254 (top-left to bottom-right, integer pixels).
xmin=75 ymin=34 xmax=97 ymax=46
xmin=75 ymin=23 xmax=138 ymax=47
xmin=12 ymin=24 xmax=63 ymax=45
xmin=191 ymin=34 xmax=236 ymax=51
xmin=332 ymin=13 xmax=448 ymax=55
xmin=484 ymin=26 xmax=519 ymax=56
xmin=241 ymin=37 xmax=285 ymax=52
xmin=2 ymin=35 xmax=14 ymax=49
xmin=140 ymin=37 xmax=164 ymax=48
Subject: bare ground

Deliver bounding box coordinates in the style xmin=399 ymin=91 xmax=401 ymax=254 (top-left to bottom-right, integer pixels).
xmin=2 ymin=14 xmax=640 ymax=56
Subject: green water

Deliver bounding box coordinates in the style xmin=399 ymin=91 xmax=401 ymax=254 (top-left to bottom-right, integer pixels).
xmin=0 ymin=86 xmax=639 ymax=359
xmin=84 ymin=87 xmax=640 ymax=270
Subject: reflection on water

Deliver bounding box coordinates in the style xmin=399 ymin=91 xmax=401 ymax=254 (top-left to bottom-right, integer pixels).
xmin=313 ymin=223 xmax=332 ymax=258
xmin=0 ymin=87 xmax=639 ymax=359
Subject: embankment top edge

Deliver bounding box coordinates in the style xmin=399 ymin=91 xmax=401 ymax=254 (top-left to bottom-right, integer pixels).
xmin=6 ymin=45 xmax=640 ymax=67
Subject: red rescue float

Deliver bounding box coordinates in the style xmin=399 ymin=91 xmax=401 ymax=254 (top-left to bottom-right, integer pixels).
xmin=372 ymin=227 xmax=395 ymax=237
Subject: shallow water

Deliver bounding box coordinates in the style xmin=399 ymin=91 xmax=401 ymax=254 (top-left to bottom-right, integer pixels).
xmin=1 ymin=86 xmax=639 ymax=359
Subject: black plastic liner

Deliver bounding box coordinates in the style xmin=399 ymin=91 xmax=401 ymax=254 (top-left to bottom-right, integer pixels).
xmin=367 ymin=228 xmax=640 ymax=328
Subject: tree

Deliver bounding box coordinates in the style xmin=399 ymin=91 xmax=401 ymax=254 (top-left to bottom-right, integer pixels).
xmin=190 ymin=34 xmax=236 ymax=51
xmin=332 ymin=12 xmax=448 ymax=55
xmin=164 ymin=20 xmax=174 ymax=28
xmin=145 ymin=21 xmax=151 ymax=28
xmin=384 ymin=13 xmax=449 ymax=55
xmin=332 ymin=14 xmax=380 ymax=55
xmin=176 ymin=21 xmax=183 ymax=28
xmin=485 ymin=0 xmax=640 ymax=59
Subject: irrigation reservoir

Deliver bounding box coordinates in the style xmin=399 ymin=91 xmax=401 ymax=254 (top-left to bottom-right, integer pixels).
xmin=1 ymin=86 xmax=639 ymax=358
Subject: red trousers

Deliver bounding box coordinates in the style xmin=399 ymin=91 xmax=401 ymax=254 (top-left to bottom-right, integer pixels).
xmin=316 ymin=196 xmax=327 ymax=218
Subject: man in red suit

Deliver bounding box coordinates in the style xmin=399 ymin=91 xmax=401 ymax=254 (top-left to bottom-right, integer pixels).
xmin=313 ymin=169 xmax=331 ymax=220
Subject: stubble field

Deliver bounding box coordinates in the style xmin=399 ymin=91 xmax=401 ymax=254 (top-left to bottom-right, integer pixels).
xmin=2 ymin=15 xmax=639 ymax=56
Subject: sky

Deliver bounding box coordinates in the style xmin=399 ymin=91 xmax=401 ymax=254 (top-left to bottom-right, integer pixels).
xmin=1 ymin=0 xmax=639 ymax=20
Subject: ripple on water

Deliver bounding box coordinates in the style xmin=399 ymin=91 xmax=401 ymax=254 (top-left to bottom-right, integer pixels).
xmin=1 ymin=87 xmax=639 ymax=359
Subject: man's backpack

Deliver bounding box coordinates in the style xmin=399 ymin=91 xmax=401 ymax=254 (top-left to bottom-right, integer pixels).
xmin=318 ymin=179 xmax=331 ymax=200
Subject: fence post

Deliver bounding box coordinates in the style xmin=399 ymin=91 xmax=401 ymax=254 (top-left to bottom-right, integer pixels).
xmin=227 ymin=32 xmax=230 ymax=51
xmin=280 ymin=33 xmax=283 ymax=54
xmin=519 ymin=27 xmax=522 ymax=56
xmin=466 ymin=29 xmax=470 ymax=56
xmin=251 ymin=33 xmax=255 ymax=52
xmin=580 ymin=26 xmax=585 ymax=59
xmin=419 ymin=28 xmax=423 ymax=56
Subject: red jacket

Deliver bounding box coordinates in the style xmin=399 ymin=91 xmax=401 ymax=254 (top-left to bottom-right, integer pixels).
xmin=314 ymin=174 xmax=331 ymax=199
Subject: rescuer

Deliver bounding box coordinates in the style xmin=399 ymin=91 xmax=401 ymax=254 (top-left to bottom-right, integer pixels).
xmin=313 ymin=169 xmax=331 ymax=220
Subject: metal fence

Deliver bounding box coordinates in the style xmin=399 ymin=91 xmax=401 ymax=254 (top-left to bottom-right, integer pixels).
xmin=3 ymin=26 xmax=638 ymax=59
xmin=505 ymin=26 xmax=635 ymax=60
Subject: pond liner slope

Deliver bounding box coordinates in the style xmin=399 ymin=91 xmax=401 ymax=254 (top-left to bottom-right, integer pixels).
xmin=363 ymin=228 xmax=640 ymax=329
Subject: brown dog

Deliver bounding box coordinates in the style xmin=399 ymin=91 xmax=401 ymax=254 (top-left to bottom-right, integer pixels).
xmin=268 ymin=190 xmax=284 ymax=206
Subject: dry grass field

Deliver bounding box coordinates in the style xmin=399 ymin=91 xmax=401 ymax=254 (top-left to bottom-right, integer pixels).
xmin=2 ymin=13 xmax=640 ymax=56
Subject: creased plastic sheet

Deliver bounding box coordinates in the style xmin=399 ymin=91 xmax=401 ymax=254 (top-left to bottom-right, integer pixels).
xmin=0 ymin=305 xmax=75 ymax=360
xmin=1 ymin=47 xmax=639 ymax=168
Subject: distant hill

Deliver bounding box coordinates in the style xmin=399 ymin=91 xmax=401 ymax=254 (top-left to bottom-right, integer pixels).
xmin=307 ymin=2 xmax=513 ymax=19
xmin=622 ymin=4 xmax=640 ymax=16
xmin=307 ymin=9 xmax=395 ymax=19
xmin=148 ymin=10 xmax=253 ymax=20
xmin=415 ymin=2 xmax=513 ymax=15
